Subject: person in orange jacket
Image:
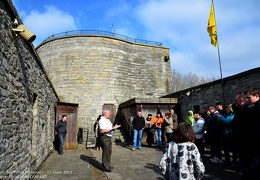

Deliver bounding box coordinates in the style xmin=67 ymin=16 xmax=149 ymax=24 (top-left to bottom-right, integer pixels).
xmin=150 ymin=112 xmax=164 ymax=149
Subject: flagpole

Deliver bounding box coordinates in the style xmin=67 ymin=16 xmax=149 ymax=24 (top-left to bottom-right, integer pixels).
xmin=217 ymin=41 xmax=223 ymax=87
xmin=217 ymin=37 xmax=225 ymax=106
xmin=212 ymin=0 xmax=225 ymax=105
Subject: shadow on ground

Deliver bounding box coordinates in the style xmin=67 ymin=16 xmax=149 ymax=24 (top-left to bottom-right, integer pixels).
xmin=80 ymin=153 xmax=103 ymax=170
xmin=145 ymin=163 xmax=164 ymax=180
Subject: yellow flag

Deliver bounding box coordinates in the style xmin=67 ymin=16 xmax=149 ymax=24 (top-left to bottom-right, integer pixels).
xmin=207 ymin=3 xmax=217 ymax=47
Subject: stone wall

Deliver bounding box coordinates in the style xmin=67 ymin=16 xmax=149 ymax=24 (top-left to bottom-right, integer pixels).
xmin=3 ymin=1 xmax=259 ymax=178
xmin=0 ymin=0 xmax=59 ymax=178
xmin=163 ymin=67 xmax=260 ymax=121
xmin=36 ymin=35 xmax=172 ymax=137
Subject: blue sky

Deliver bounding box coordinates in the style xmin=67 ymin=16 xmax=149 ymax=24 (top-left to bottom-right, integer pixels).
xmin=13 ymin=0 xmax=260 ymax=79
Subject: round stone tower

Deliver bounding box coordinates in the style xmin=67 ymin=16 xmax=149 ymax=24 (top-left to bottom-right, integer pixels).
xmin=36 ymin=31 xmax=173 ymax=145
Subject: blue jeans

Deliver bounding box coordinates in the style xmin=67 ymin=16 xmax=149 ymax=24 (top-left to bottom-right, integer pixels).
xmin=133 ymin=129 xmax=143 ymax=148
xmin=58 ymin=133 xmax=66 ymax=154
xmin=154 ymin=128 xmax=162 ymax=147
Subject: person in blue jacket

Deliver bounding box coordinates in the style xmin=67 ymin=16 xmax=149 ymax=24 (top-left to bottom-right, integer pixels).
xmin=217 ymin=104 xmax=235 ymax=164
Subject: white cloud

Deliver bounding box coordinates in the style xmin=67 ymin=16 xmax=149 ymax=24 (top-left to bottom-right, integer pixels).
xmin=134 ymin=0 xmax=260 ymax=78
xmin=12 ymin=0 xmax=260 ymax=78
xmin=20 ymin=6 xmax=77 ymax=46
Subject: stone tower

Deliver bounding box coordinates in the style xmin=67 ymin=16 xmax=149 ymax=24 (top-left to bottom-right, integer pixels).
xmin=36 ymin=33 xmax=173 ymax=143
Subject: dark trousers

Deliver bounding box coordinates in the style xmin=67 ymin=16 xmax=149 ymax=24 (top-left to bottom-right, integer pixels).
xmin=145 ymin=129 xmax=154 ymax=146
xmin=161 ymin=126 xmax=165 ymax=145
xmin=223 ymin=135 xmax=234 ymax=163
xmin=58 ymin=133 xmax=66 ymax=154
xmin=100 ymin=135 xmax=112 ymax=169
xmin=165 ymin=132 xmax=174 ymax=143
xmin=95 ymin=136 xmax=101 ymax=148
xmin=210 ymin=135 xmax=222 ymax=159
xmin=240 ymin=152 xmax=254 ymax=180
xmin=195 ymin=138 xmax=205 ymax=156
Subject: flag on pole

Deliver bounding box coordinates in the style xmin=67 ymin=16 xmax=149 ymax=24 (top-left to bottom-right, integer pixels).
xmin=207 ymin=2 xmax=217 ymax=46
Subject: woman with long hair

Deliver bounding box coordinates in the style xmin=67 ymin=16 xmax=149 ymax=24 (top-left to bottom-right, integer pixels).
xmin=94 ymin=115 xmax=102 ymax=151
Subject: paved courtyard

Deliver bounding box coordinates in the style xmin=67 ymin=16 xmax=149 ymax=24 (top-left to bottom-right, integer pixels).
xmin=34 ymin=142 xmax=241 ymax=180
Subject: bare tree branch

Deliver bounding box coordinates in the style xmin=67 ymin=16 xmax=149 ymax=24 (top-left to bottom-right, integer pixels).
xmin=171 ymin=69 xmax=216 ymax=92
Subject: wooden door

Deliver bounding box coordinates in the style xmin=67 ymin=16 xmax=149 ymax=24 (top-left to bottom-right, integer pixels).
xmin=56 ymin=104 xmax=78 ymax=149
xmin=102 ymin=104 xmax=116 ymax=125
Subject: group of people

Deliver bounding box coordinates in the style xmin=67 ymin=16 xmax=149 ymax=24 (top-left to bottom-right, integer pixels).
xmin=202 ymin=87 xmax=260 ymax=179
xmin=151 ymin=109 xmax=206 ymax=179
xmin=130 ymin=109 xmax=205 ymax=179
xmin=93 ymin=109 xmax=204 ymax=177
xmin=163 ymin=86 xmax=260 ymax=180
xmin=159 ymin=87 xmax=260 ymax=179
xmin=131 ymin=109 xmax=179 ymax=151
xmin=56 ymin=87 xmax=259 ymax=179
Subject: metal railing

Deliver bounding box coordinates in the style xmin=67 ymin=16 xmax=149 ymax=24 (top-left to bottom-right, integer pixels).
xmin=42 ymin=30 xmax=162 ymax=46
